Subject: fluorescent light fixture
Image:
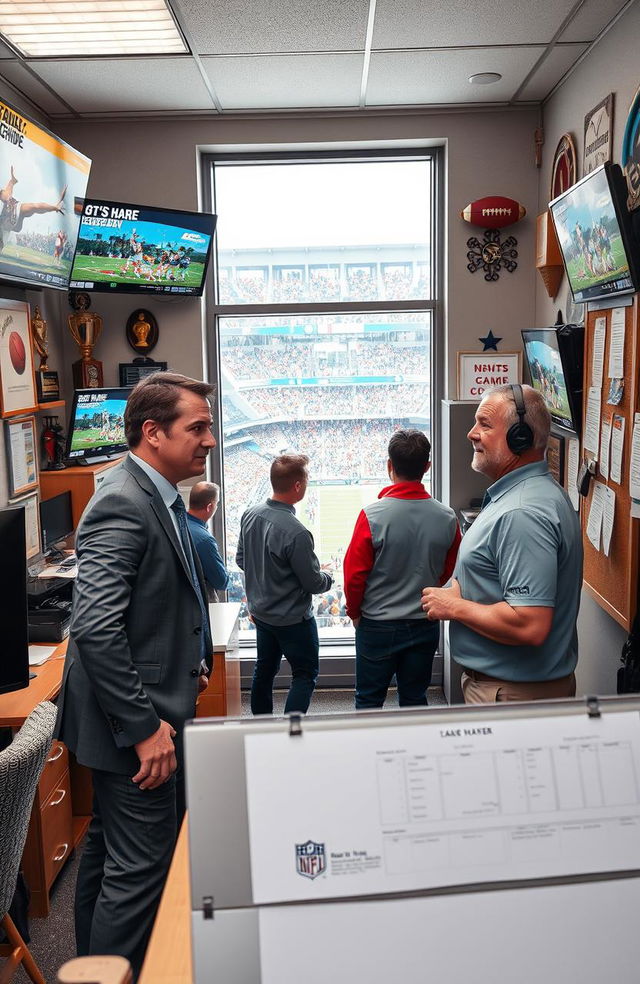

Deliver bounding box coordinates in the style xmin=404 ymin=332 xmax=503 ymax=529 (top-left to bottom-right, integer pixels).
xmin=468 ymin=72 xmax=502 ymax=85
xmin=0 ymin=0 xmax=188 ymax=57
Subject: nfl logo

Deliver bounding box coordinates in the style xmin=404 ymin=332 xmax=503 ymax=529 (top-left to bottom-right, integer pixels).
xmin=295 ymin=840 xmax=326 ymax=879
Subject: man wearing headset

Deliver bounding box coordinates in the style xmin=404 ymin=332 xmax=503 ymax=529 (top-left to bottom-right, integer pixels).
xmin=421 ymin=383 xmax=582 ymax=703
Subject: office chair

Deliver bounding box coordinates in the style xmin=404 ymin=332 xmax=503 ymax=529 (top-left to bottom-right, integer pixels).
xmin=0 ymin=700 xmax=57 ymax=984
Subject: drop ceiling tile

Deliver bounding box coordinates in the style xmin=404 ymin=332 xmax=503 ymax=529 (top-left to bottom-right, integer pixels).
xmin=181 ymin=0 xmax=369 ymax=54
xmin=372 ymin=0 xmax=578 ymax=48
xmin=367 ymin=47 xmax=544 ymax=106
xmin=0 ymin=61 xmax=73 ymax=115
xmin=515 ymin=42 xmax=589 ymax=101
xmin=26 ymin=57 xmax=215 ymax=113
xmin=560 ymin=0 xmax=631 ymax=42
xmin=202 ymin=52 xmax=362 ymax=109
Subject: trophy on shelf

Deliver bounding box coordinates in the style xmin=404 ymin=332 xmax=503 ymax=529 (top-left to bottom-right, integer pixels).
xmin=67 ymin=291 xmax=104 ymax=388
xmin=31 ymin=306 xmax=60 ymax=402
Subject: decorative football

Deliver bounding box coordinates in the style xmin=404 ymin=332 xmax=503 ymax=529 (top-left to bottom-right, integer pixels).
xmin=8 ymin=330 xmax=26 ymax=374
xmin=460 ymin=196 xmax=526 ymax=228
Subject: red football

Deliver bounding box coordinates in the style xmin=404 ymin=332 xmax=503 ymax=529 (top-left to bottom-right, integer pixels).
xmin=460 ymin=196 xmax=526 ymax=228
xmin=8 ymin=330 xmax=26 ymax=374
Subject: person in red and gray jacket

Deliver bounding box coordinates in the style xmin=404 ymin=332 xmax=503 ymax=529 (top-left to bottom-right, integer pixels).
xmin=344 ymin=429 xmax=461 ymax=709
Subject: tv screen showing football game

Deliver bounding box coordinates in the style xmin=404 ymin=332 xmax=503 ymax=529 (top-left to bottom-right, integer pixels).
xmin=69 ymin=199 xmax=217 ymax=296
xmin=549 ymin=163 xmax=636 ymax=304
xmin=0 ymin=97 xmax=91 ymax=290
xmin=521 ymin=329 xmax=579 ymax=434
xmin=65 ymin=388 xmax=130 ymax=463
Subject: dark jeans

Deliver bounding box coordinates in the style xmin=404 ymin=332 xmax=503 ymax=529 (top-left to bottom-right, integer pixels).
xmin=252 ymin=615 xmax=320 ymax=715
xmin=355 ymin=616 xmax=440 ymax=709
xmin=75 ymin=769 xmax=177 ymax=982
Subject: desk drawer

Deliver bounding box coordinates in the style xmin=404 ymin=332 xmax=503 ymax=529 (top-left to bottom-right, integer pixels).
xmin=38 ymin=740 xmax=68 ymax=803
xmin=42 ymin=768 xmax=73 ymax=889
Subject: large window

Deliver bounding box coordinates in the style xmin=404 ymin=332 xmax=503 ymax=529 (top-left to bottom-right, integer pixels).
xmin=205 ymin=154 xmax=441 ymax=643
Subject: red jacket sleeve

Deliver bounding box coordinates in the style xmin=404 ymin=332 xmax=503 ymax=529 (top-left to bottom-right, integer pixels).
xmin=439 ymin=522 xmax=462 ymax=586
xmin=343 ymin=510 xmax=375 ymax=619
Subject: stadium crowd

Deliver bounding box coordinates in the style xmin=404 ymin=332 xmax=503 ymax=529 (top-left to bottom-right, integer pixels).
xmin=221 ymin=338 xmax=428 ymax=381
xmin=217 ymin=264 xmax=430 ymax=305
xmin=237 ymin=383 xmax=427 ymax=418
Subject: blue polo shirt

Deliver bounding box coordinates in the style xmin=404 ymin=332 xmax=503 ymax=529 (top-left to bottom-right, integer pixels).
xmin=450 ymin=460 xmax=582 ymax=682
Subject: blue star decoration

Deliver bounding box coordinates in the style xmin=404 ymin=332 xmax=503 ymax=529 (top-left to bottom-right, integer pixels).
xmin=479 ymin=330 xmax=502 ymax=351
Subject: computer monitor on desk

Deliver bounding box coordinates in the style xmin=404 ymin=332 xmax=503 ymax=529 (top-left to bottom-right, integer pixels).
xmin=40 ymin=491 xmax=74 ymax=559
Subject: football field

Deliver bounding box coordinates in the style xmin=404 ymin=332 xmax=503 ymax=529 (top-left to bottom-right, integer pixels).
xmin=297 ymin=483 xmax=380 ymax=559
xmin=71 ymin=253 xmax=205 ymax=288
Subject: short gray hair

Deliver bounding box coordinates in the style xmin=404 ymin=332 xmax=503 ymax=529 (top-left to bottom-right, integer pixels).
xmin=486 ymin=383 xmax=550 ymax=452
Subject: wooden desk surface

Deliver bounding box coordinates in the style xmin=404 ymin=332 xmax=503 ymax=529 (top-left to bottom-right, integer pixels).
xmin=139 ymin=818 xmax=192 ymax=984
xmin=0 ymin=640 xmax=67 ymax=727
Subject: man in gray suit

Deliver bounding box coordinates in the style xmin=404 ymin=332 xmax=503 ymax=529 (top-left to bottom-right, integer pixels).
xmin=55 ymin=371 xmax=215 ymax=981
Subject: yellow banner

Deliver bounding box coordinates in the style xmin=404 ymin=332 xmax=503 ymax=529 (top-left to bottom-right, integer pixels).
xmin=0 ymin=101 xmax=91 ymax=174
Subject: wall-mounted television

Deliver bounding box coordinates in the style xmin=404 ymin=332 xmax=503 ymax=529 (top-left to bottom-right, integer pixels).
xmin=549 ymin=162 xmax=638 ymax=304
xmin=0 ymin=97 xmax=91 ymax=291
xmin=65 ymin=387 xmax=130 ymax=465
xmin=521 ymin=324 xmax=584 ymax=437
xmin=69 ymin=198 xmax=217 ymax=296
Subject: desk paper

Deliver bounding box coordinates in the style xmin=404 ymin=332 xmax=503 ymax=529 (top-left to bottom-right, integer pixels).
xmin=608 ymin=308 xmax=626 ymax=378
xmin=566 ymin=438 xmax=580 ymax=510
xmin=630 ymin=413 xmax=640 ymax=500
xmin=586 ymin=481 xmax=606 ymax=550
xmin=611 ymin=414 xmax=625 ymax=484
xmin=591 ymin=317 xmax=606 ymax=388
xmin=28 ymin=645 xmax=56 ymax=665
xmin=244 ymin=712 xmax=640 ymax=905
xmin=602 ymin=487 xmax=615 ymax=557
xmin=583 ymin=387 xmax=601 ymax=454
xmin=599 ymin=416 xmax=612 ymax=480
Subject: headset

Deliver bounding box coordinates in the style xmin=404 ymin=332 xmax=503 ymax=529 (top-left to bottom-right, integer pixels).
xmin=506 ymin=383 xmax=534 ymax=454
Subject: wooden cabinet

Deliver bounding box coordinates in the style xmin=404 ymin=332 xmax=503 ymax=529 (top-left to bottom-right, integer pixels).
xmin=39 ymin=458 xmax=123 ymax=529
xmin=196 ymin=603 xmax=242 ymax=719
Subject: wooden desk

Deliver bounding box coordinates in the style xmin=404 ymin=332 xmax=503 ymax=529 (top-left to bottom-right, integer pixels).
xmin=196 ymin=602 xmax=241 ymax=718
xmin=139 ymin=819 xmax=191 ymax=984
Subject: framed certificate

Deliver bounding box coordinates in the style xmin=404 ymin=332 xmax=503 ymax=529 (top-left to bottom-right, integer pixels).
xmin=9 ymin=488 xmax=41 ymax=561
xmin=4 ymin=415 xmax=38 ymax=496
xmin=0 ymin=298 xmax=37 ymax=417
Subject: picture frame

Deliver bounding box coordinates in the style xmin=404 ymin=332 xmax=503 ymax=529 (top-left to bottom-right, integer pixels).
xmin=126 ymin=308 xmax=159 ymax=356
xmin=550 ymin=133 xmax=577 ymax=201
xmin=457 ymin=352 xmax=522 ymax=401
xmin=4 ymin=415 xmax=38 ymax=496
xmin=546 ymin=434 xmax=565 ymax=487
xmin=583 ymin=94 xmax=614 ymax=175
xmin=0 ymin=297 xmax=37 ymax=417
xmin=9 ymin=488 xmax=41 ymax=561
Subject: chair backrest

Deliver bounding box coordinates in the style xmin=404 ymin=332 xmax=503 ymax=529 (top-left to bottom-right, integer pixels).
xmin=0 ymin=700 xmax=58 ymax=916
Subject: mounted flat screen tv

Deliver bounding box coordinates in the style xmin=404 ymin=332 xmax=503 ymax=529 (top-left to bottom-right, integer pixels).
xmin=549 ymin=162 xmax=638 ymax=304
xmin=521 ymin=324 xmax=584 ymax=437
xmin=69 ymin=198 xmax=217 ymax=296
xmin=0 ymin=96 xmax=91 ymax=290
xmin=65 ymin=387 xmax=130 ymax=465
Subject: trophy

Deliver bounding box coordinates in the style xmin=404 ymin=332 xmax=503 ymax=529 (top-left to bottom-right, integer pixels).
xmin=68 ymin=291 xmax=104 ymax=388
xmin=31 ymin=306 xmax=60 ymax=402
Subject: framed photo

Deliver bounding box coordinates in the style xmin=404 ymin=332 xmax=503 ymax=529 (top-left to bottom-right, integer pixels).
xmin=583 ymin=94 xmax=614 ymax=175
xmin=547 ymin=434 xmax=565 ymax=486
xmin=4 ymin=415 xmax=38 ymax=496
xmin=0 ymin=298 xmax=37 ymax=417
xmin=457 ymin=352 xmax=521 ymax=401
xmin=9 ymin=489 xmax=41 ymax=561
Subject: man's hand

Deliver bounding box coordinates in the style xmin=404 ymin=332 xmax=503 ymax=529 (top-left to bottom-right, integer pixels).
xmin=352 ymin=616 xmax=361 ymax=628
xmin=198 ymin=673 xmax=209 ymax=695
xmin=422 ymin=578 xmax=462 ymax=621
xmin=133 ymin=720 xmax=177 ymax=790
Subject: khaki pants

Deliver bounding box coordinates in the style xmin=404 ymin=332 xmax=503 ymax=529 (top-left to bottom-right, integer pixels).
xmin=461 ymin=669 xmax=576 ymax=704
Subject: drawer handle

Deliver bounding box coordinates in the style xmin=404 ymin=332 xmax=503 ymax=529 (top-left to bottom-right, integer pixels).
xmin=52 ymin=843 xmax=69 ymax=863
xmin=50 ymin=788 xmax=67 ymax=806
xmin=48 ymin=744 xmax=64 ymax=763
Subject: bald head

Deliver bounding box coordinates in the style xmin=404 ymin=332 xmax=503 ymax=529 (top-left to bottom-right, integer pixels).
xmin=188 ymin=481 xmax=220 ymax=519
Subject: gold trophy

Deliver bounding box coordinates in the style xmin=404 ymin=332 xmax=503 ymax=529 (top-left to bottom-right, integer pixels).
xmin=31 ymin=306 xmax=60 ymax=402
xmin=68 ymin=291 xmax=104 ymax=388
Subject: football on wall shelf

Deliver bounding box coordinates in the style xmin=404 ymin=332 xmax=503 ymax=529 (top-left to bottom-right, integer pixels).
xmin=460 ymin=196 xmax=526 ymax=228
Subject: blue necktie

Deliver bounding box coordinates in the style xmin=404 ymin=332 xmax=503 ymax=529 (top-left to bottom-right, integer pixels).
xmin=171 ymin=495 xmax=209 ymax=665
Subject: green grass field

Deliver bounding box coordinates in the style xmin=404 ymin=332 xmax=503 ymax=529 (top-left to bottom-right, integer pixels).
xmin=566 ymin=233 xmax=628 ymax=291
xmin=0 ymin=242 xmax=70 ymax=278
xmin=297 ymin=483 xmax=380 ymax=560
xmin=71 ymin=253 xmax=205 ymax=287
xmin=70 ymin=426 xmax=125 ymax=451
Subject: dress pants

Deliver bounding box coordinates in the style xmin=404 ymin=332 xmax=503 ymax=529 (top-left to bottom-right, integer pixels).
xmin=251 ymin=615 xmax=319 ymax=715
xmin=75 ymin=769 xmax=177 ymax=982
xmin=462 ymin=669 xmax=577 ymax=704
xmin=355 ymin=616 xmax=440 ymax=709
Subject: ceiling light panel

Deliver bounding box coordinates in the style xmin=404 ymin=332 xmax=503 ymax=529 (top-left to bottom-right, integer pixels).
xmin=0 ymin=0 xmax=188 ymax=56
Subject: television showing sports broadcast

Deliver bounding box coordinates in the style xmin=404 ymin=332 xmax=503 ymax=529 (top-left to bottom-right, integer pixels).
xmin=65 ymin=387 xmax=130 ymax=464
xmin=0 ymin=97 xmax=91 ymax=290
xmin=549 ymin=162 xmax=637 ymax=304
xmin=521 ymin=326 xmax=584 ymax=435
xmin=69 ymin=199 xmax=216 ymax=296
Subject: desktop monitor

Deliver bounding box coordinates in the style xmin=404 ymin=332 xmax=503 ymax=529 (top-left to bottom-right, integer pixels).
xmin=40 ymin=491 xmax=74 ymax=556
xmin=521 ymin=325 xmax=584 ymax=437
xmin=549 ymin=162 xmax=638 ymax=304
xmin=0 ymin=506 xmax=29 ymax=694
xmin=69 ymin=198 xmax=217 ymax=296
xmin=65 ymin=387 xmax=130 ymax=465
